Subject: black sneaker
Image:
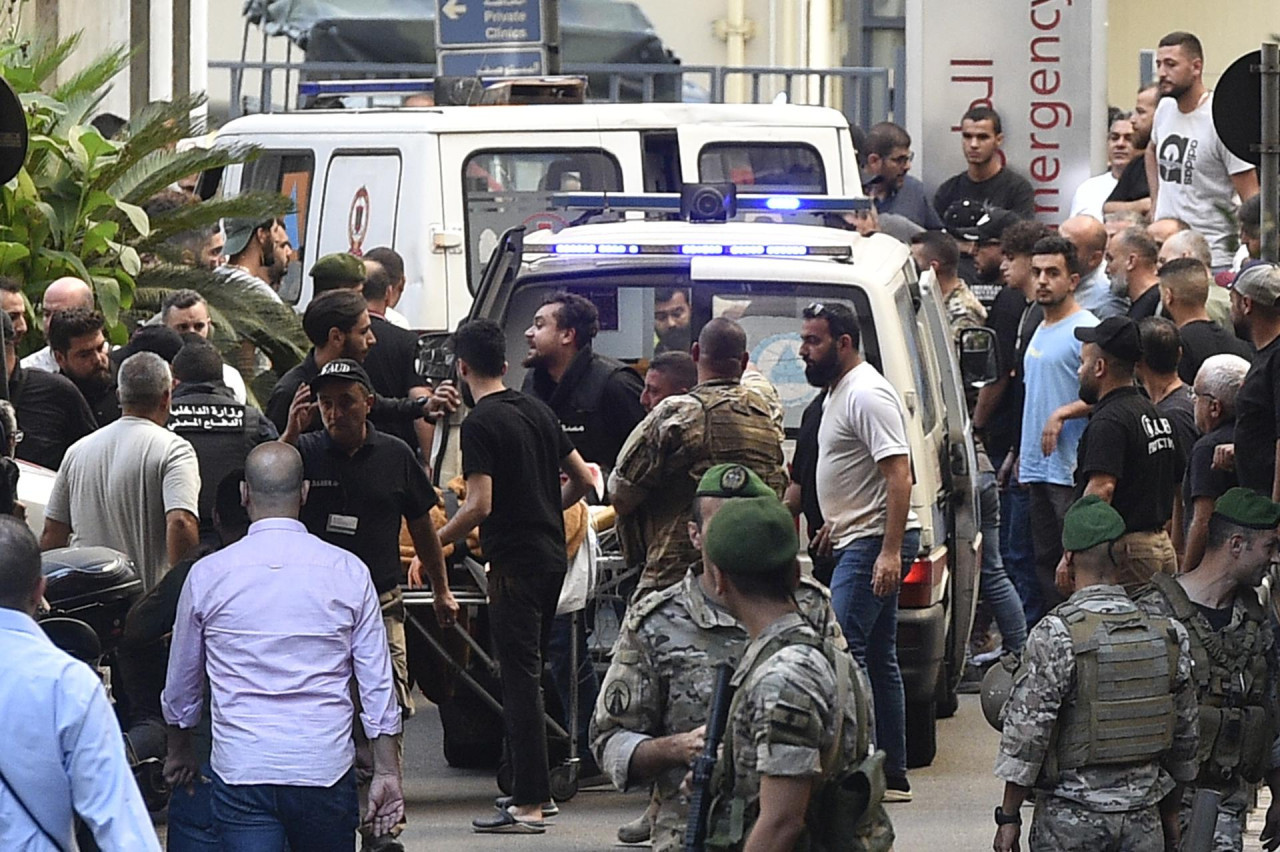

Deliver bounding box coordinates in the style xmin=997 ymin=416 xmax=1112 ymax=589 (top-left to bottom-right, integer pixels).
xmin=883 ymin=775 xmax=912 ymax=803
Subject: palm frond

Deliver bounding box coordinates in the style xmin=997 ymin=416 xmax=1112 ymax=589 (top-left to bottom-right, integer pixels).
xmin=26 ymin=33 xmax=81 ymax=91
xmin=137 ymin=191 xmax=292 ymax=249
xmin=99 ymin=140 xmax=257 ymax=207
xmin=51 ymin=43 xmax=130 ymax=104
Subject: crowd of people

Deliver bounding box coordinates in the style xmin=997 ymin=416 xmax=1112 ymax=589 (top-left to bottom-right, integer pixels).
xmin=3 ymin=23 xmax=1280 ymax=852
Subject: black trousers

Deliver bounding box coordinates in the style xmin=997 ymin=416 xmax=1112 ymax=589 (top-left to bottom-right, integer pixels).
xmin=1028 ymin=482 xmax=1075 ymax=612
xmin=488 ymin=571 xmax=563 ymax=807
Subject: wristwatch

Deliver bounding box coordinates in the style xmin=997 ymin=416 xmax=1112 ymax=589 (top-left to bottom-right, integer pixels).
xmin=993 ymin=806 xmax=1022 ymax=827
xmin=994 ymin=806 xmax=1022 ymax=827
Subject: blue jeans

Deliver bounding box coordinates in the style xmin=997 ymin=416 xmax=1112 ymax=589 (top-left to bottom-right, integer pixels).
xmin=210 ymin=768 xmax=358 ymax=852
xmin=979 ymin=471 xmax=1027 ymax=655
xmin=1000 ymin=481 xmax=1043 ymax=628
xmin=830 ymin=528 xmax=921 ymax=779
xmin=167 ymin=764 xmax=219 ymax=851
xmin=548 ymin=611 xmax=599 ymax=764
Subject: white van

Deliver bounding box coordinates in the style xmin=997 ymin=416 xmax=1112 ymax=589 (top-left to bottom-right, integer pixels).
xmin=214 ymin=102 xmax=861 ymax=332
xmin=431 ymin=203 xmax=994 ymax=767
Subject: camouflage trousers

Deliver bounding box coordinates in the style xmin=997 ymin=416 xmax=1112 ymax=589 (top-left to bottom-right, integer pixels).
xmin=1176 ymin=785 xmax=1248 ymax=852
xmin=1029 ymin=795 xmax=1165 ymax=852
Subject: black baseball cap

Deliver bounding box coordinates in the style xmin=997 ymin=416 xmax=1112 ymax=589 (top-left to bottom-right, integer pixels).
xmin=309 ymin=358 xmax=373 ymax=393
xmin=1074 ymin=316 xmax=1142 ymax=363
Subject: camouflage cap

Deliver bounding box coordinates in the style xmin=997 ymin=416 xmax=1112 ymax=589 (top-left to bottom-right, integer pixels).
xmin=309 ymin=252 xmax=366 ymax=285
xmin=1213 ymin=487 xmax=1280 ymax=530
xmin=704 ymin=495 xmax=798 ymax=576
xmin=695 ymin=463 xmax=775 ymax=499
xmin=1061 ymin=495 xmax=1125 ymax=552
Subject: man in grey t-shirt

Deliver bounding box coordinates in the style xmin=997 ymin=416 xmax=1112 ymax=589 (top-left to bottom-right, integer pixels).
xmin=41 ymin=353 xmax=200 ymax=591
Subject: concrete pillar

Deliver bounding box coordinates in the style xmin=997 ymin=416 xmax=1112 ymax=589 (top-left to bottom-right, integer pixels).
xmin=149 ymin=0 xmax=173 ymax=102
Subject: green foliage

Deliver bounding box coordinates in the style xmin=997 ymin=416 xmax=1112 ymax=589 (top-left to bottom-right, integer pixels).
xmin=0 ymin=22 xmax=300 ymax=381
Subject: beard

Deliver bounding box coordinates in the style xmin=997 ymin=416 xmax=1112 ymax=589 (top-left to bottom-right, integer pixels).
xmin=1163 ymin=80 xmax=1191 ymax=100
xmin=70 ymin=366 xmax=111 ymax=397
xmin=340 ymin=337 xmax=366 ymax=362
xmin=654 ymin=325 xmax=691 ymax=355
xmin=522 ymin=348 xmax=546 ymax=369
xmin=1079 ymin=376 xmax=1099 ymax=405
xmin=1109 ymin=273 xmax=1128 ymax=298
xmin=804 ymin=350 xmax=840 ymax=387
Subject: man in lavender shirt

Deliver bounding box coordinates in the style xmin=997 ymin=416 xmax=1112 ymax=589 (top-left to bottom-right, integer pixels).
xmin=162 ymin=442 xmax=404 ymax=851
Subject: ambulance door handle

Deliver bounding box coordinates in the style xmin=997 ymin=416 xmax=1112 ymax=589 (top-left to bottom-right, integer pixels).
xmin=431 ymin=225 xmax=465 ymax=254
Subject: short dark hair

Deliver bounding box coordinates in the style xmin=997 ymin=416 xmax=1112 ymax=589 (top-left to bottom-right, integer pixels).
xmin=0 ymin=514 xmax=42 ymax=609
xmin=301 ymin=290 xmax=367 ymax=347
xmin=697 ymin=317 xmax=747 ymax=367
xmin=1002 ymin=220 xmax=1053 ymax=257
xmin=648 ymin=350 xmax=697 ymax=390
xmin=453 ymin=318 xmax=507 ymax=378
xmin=911 ymin=231 xmax=960 ymax=276
xmin=655 ymin=287 xmax=687 ymax=305
xmin=172 ymin=340 xmax=225 ymax=384
xmin=544 ymin=291 xmax=600 ymax=348
xmin=1138 ymin=316 xmax=1181 ymax=375
xmin=1239 ymin=194 xmax=1262 ymax=236
xmin=802 ymin=302 xmax=860 ymax=350
xmin=362 ymin=261 xmax=393 ymax=303
xmin=1116 ymin=226 xmax=1159 ymax=267
xmin=962 ymin=105 xmax=1003 ymax=135
xmin=1159 ymin=31 xmax=1204 ymax=61
xmin=864 ymin=122 xmax=912 ymax=159
xmin=0 ymin=277 xmax=20 ymax=295
xmin=1206 ymin=513 xmax=1263 ymax=551
xmin=48 ymin=307 xmax=105 ymax=353
xmin=1031 ymin=235 xmax=1080 ymax=277
xmin=364 ymin=247 xmax=405 ymax=284
xmin=721 ymin=565 xmax=795 ymax=603
xmin=160 ymin=288 xmax=206 ymax=321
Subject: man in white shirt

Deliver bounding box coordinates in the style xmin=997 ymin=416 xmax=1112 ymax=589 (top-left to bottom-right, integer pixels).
xmin=218 ymin=217 xmax=285 ymax=303
xmin=0 ymin=516 xmax=161 ymax=851
xmin=159 ymin=288 xmax=248 ymax=403
xmin=21 ymin=276 xmax=93 ymax=374
xmin=41 ymin=352 xmax=201 ymax=591
xmin=1146 ymin=31 xmax=1258 ymax=270
xmin=799 ymin=301 xmax=919 ymax=802
xmin=1068 ymin=117 xmax=1135 ymax=221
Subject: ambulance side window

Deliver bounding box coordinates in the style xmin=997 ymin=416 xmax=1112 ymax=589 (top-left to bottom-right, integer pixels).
xmin=240 ymin=151 xmax=315 ymax=304
xmin=697 ymin=143 xmax=826 ymax=194
xmin=462 ymin=150 xmax=623 ymax=291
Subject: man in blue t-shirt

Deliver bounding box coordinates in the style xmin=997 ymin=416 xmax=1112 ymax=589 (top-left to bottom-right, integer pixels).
xmin=1018 ymin=236 xmax=1099 ymax=610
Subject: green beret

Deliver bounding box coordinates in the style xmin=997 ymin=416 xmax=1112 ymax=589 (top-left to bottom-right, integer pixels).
xmin=310 ymin=252 xmax=366 ymax=284
xmin=695 ymin=463 xmax=775 ymax=499
xmin=704 ymin=496 xmax=798 ymax=576
xmin=1213 ymin=487 xmax=1280 ymax=530
xmin=1061 ymin=495 xmax=1126 ymax=552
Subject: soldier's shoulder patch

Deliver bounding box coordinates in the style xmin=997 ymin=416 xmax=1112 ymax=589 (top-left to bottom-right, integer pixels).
xmin=604 ymin=680 xmax=633 ymax=716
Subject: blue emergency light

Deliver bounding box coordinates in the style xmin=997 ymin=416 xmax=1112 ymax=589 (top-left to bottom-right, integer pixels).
xmin=550 ymin=188 xmax=871 ymax=219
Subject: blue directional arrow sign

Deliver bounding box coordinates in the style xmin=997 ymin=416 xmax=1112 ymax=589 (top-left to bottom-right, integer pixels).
xmin=437 ymin=0 xmax=544 ymax=48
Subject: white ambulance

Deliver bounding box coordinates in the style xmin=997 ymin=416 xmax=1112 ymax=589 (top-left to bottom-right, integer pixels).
xmin=213 ymin=100 xmax=862 ymax=331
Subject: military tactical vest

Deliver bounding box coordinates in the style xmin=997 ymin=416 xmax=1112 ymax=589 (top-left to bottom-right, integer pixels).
xmin=1050 ymin=603 xmax=1180 ymax=773
xmin=688 ymin=382 xmax=787 ymax=497
xmin=1147 ymin=573 xmax=1276 ymax=784
xmin=707 ymin=632 xmax=893 ymax=852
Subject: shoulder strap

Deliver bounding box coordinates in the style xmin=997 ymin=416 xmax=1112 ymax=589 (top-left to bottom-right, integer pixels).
xmin=820 ymin=640 xmax=856 ymax=776
xmin=1149 ymin=573 xmax=1199 ymax=623
xmin=0 ymin=761 xmax=69 ymax=852
xmin=623 ymin=582 xmax=682 ymax=632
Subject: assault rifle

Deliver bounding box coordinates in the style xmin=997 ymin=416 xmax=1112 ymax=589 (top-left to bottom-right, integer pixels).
xmin=684 ymin=662 xmax=736 ymax=852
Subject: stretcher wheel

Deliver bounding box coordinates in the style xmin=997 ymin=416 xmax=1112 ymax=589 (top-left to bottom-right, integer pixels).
xmin=550 ymin=763 xmax=579 ymax=802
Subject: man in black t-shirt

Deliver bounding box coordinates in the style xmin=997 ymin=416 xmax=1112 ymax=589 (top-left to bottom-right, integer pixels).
xmin=361 ymin=258 xmax=435 ymax=457
xmin=1136 ymin=317 xmax=1198 ymax=487
xmin=1160 ymin=258 xmax=1254 ymax=383
xmin=1228 ymin=264 xmax=1280 ymax=498
xmin=932 ymin=106 xmax=1036 ymax=220
xmin=1182 ymin=354 xmax=1251 ymax=569
xmin=1072 ymin=316 xmax=1180 ymax=594
xmin=1103 ymin=85 xmax=1158 ymax=219
xmin=437 ymin=319 xmax=595 ymax=834
xmin=282 ymin=358 xmax=450 ymax=849
xmin=2 ymin=312 xmax=97 ymax=470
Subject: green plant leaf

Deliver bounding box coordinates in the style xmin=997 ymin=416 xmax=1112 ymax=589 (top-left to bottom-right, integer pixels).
xmin=0 ymin=241 xmax=30 ymax=267
xmin=114 ymin=198 xmax=149 ymax=237
xmin=92 ymin=273 xmax=122 ymax=324
xmin=82 ymin=219 xmax=119 ymax=255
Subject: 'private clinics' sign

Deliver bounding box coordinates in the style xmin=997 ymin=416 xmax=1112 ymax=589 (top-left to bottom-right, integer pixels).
xmin=905 ymin=0 xmax=1108 ymax=225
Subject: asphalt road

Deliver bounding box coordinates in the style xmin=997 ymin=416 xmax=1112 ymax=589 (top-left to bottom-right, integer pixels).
xmin=391 ymin=694 xmax=1005 ymax=851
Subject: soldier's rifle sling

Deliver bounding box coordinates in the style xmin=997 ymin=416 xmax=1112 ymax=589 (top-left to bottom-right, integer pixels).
xmin=684 ymin=662 xmax=736 ymax=852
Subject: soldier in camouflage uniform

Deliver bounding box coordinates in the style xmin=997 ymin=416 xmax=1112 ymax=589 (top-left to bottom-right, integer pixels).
xmin=1137 ymin=488 xmax=1280 ymax=852
xmin=591 ymin=464 xmax=846 ymax=851
xmin=700 ymin=494 xmax=894 ymax=851
xmin=610 ymin=318 xmax=787 ymax=594
xmin=994 ymin=495 xmax=1199 ymax=852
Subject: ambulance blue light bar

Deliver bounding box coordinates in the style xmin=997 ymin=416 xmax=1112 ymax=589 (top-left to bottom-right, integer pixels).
xmin=550 ymin=192 xmax=872 ymax=214
xmin=524 ymin=243 xmax=853 ymax=259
